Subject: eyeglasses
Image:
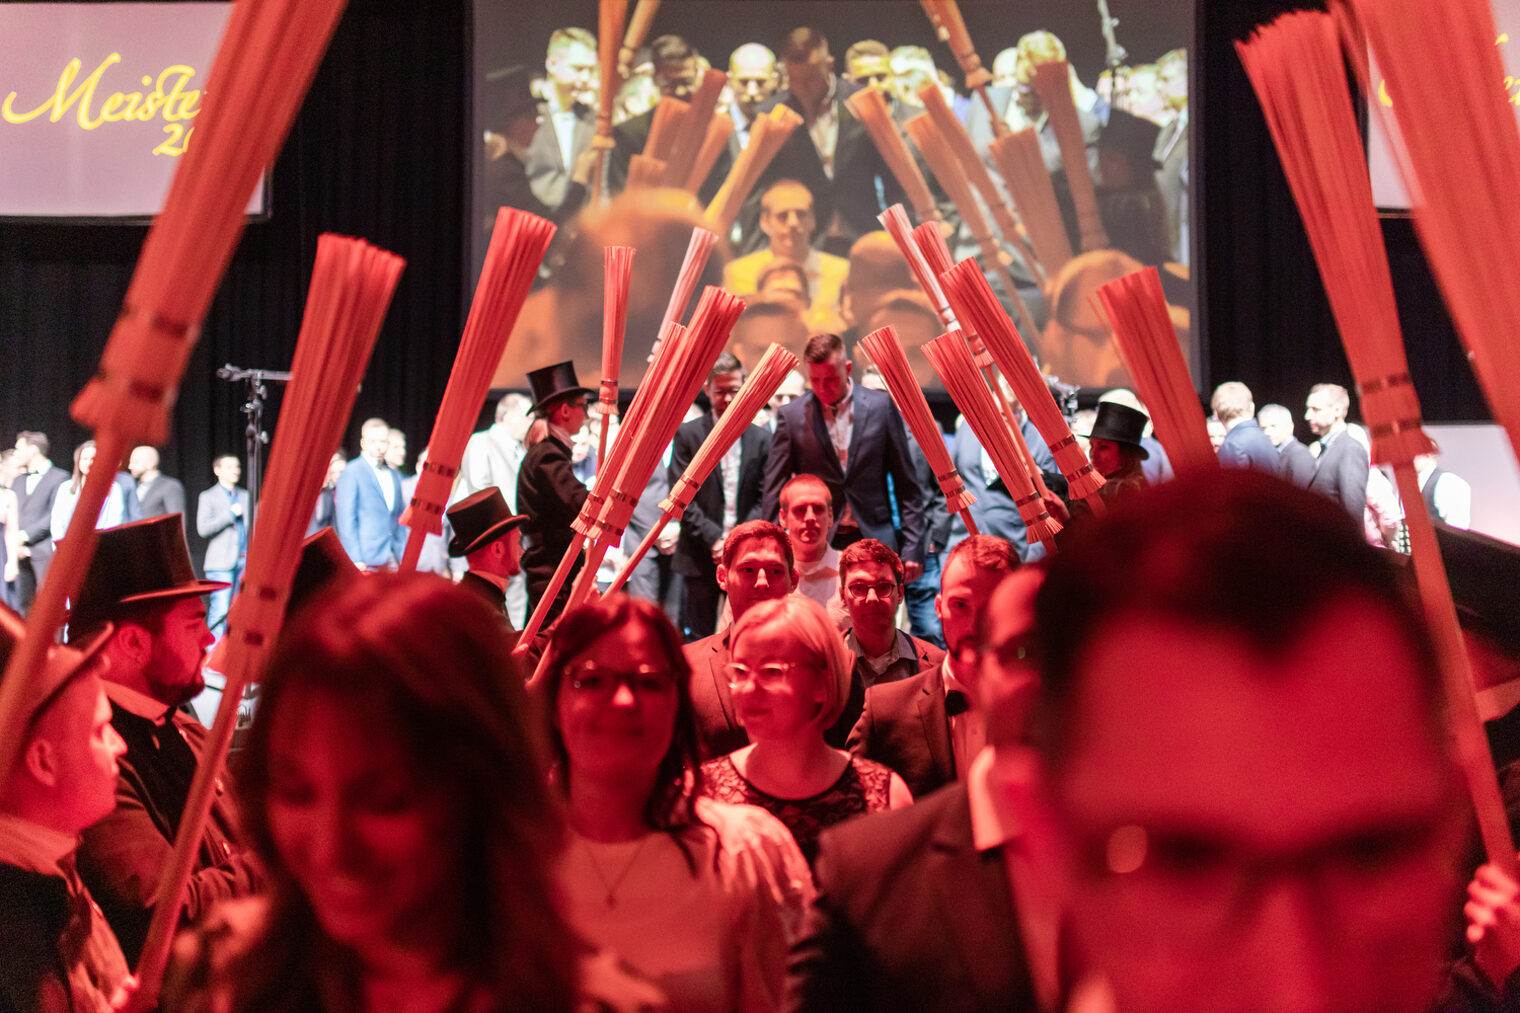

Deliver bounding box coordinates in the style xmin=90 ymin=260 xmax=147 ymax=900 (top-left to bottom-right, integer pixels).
xmin=845 ymin=580 xmax=899 ymax=601
xmin=724 ymin=661 xmax=808 ymax=688
xmin=565 ymin=662 xmax=676 ymax=698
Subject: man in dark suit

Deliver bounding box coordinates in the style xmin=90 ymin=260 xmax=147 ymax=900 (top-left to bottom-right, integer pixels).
xmin=850 ymin=535 xmax=1019 ymax=799
xmin=1304 ymin=382 xmax=1369 ymax=520
xmin=752 ymin=27 xmax=905 ymax=256
xmin=517 ymin=361 xmax=595 ymax=624
xmin=194 ymin=454 xmax=249 ymax=638
xmin=833 ymin=538 xmax=942 ymax=748
xmin=67 ymin=515 xmax=260 ymax=965
xmin=1257 ymin=403 xmax=1316 ymax=488
xmin=1211 ymin=382 xmax=1279 ymax=473
xmin=670 ymin=353 xmax=772 ymax=639
xmin=760 ymin=332 xmax=927 ymax=578
xmin=10 ymin=430 xmax=69 ymax=613
xmin=334 ymin=419 xmax=406 ymax=570
xmin=609 ymin=35 xmax=731 ymax=202
xmin=445 ymin=487 xmax=526 ymax=630
xmin=683 ymin=520 xmax=798 ymax=759
xmin=785 ymin=570 xmax=1055 ymax=1012
xmin=524 ymin=28 xmax=598 ymax=213
xmin=480 ymin=67 xmax=590 ymax=228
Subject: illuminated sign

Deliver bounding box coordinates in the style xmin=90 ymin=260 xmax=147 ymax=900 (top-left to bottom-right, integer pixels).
xmin=0 ymin=3 xmax=263 ymax=219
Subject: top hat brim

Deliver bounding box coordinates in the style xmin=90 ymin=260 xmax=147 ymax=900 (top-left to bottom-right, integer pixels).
xmin=117 ymin=579 xmax=233 ymax=606
xmin=450 ymin=513 xmax=529 ymax=558
xmin=526 ymin=387 xmax=596 ymax=416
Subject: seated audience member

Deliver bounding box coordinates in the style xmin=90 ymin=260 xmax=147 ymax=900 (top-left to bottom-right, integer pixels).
xmin=66 ymin=516 xmax=260 ymax=965
xmin=761 ymin=332 xmax=928 ymax=579
xmin=1210 ymin=381 xmax=1278 ymax=473
xmin=51 ymin=440 xmax=128 ymax=543
xmin=671 ymin=354 xmax=772 ymax=641
xmin=0 ymin=607 xmax=131 ymax=1011
xmin=835 ymin=539 xmax=944 ymax=748
xmin=837 ymin=232 xmax=916 ymax=343
xmin=702 ymin=596 xmax=909 ymax=865
xmin=685 ymin=520 xmax=800 ymax=759
xmin=1085 ymin=401 xmax=1150 ymax=503
xmin=728 ymin=296 xmax=811 ymax=373
xmin=445 ymin=487 xmax=527 ymax=626
xmin=786 ymin=566 xmax=1055 ymax=1012
xmin=777 ymin=474 xmax=846 ymax=630
xmin=1257 ymin=402 xmax=1316 ymax=488
xmin=725 ymin=180 xmax=849 ymax=331
xmin=1416 ymin=437 xmax=1473 ymax=530
xmin=850 ymin=535 xmax=1018 ymax=798
xmin=1031 ymin=470 xmax=1469 ymax=1011
xmin=163 ymin=573 xmax=659 ymax=1012
xmin=1304 ymin=381 xmax=1370 ymax=522
xmin=540 ymin=594 xmax=814 ymax=1012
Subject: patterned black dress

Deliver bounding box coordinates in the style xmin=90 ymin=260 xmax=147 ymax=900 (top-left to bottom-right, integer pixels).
xmin=698 ymin=754 xmax=895 ymax=866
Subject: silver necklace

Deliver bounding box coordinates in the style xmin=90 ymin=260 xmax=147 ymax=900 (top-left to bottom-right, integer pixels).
xmin=580 ymin=834 xmax=652 ymax=908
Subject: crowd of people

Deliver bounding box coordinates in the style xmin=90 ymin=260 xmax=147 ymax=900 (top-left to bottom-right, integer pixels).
xmin=0 ymin=313 xmax=1514 ymax=1012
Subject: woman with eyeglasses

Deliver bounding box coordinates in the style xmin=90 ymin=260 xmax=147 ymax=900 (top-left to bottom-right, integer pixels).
xmin=699 ymin=595 xmax=911 ymax=866
xmin=540 ymin=593 xmax=814 ymax=1013
xmin=162 ymin=573 xmax=662 ymax=1012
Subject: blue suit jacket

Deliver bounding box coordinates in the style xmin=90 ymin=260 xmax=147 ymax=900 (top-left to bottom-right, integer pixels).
xmin=334 ymin=457 xmax=405 ymax=567
xmin=760 ymin=386 xmax=927 ymax=564
xmin=1217 ymin=419 xmax=1280 ymax=474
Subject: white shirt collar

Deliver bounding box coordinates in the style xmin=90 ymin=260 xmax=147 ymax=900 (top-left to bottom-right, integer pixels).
xmin=968 ymin=745 xmax=1033 ymax=852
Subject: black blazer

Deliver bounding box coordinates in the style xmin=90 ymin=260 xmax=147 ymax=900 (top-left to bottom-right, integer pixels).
xmin=13 ymin=466 xmax=68 ymax=550
xmin=1276 ymin=438 xmax=1317 ymax=489
xmin=760 ymin=386 xmax=927 ymax=564
xmin=848 ymin=665 xmax=956 ymax=800
xmin=669 ymin=415 xmax=771 ymax=579
xmin=1307 ymin=428 xmax=1369 ymax=521
xmin=784 ymin=783 xmax=1038 ymax=1012
xmin=516 ymin=432 xmax=588 ymax=604
xmin=683 ymin=632 xmax=749 ymax=761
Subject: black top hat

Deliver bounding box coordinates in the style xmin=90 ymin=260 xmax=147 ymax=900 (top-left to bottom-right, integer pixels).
xmin=288 ymin=527 xmax=362 ymax=617
xmin=1098 ymin=108 xmax=1163 ymax=170
xmin=482 ymin=65 xmax=541 ymax=132
xmin=525 ymin=360 xmax=595 ymax=416
xmin=1088 ymin=402 xmax=1151 ymax=458
xmin=2 ymin=603 xmax=112 ymax=729
xmin=1435 ymin=524 xmax=1520 ymax=656
xmin=447 ymin=488 xmax=528 ymax=557
xmin=70 ymin=515 xmax=229 ymax=629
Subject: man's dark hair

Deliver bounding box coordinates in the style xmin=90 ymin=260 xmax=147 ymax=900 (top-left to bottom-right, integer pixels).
xmin=709 ymin=352 xmax=743 ymax=381
xmin=650 ymin=34 xmax=694 ymax=68
xmin=67 ymin=598 xmax=170 ymax=645
xmin=944 ymin=534 xmax=1018 ymax=585
xmin=803 ymin=332 xmax=845 ymax=365
xmin=16 ymin=431 xmax=48 ymax=458
xmin=779 ymin=27 xmax=829 ymax=64
xmin=721 ymin=519 xmax=794 ymax=572
xmin=839 ymin=537 xmax=905 ymax=589
xmin=1031 ymin=470 xmax=1442 ymax=764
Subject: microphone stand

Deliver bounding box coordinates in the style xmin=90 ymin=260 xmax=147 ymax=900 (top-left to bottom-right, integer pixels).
xmin=1096 ymin=0 xmax=1130 ymax=112
xmin=215 ymin=364 xmax=292 ymax=531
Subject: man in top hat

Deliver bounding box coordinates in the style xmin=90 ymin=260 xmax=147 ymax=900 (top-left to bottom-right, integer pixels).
xmin=65 ymin=515 xmax=261 ymax=965
xmin=0 ymin=605 xmax=134 ymax=1011
xmin=517 ymin=360 xmax=596 ymax=625
xmin=446 ymin=487 xmax=528 ymax=627
xmin=1085 ymin=401 xmax=1151 ymax=505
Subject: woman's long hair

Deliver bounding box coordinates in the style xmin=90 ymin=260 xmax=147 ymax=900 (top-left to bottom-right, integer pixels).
xmin=233 ymin=572 xmax=579 ymax=1012
xmin=536 ymin=593 xmax=705 ymax=841
xmin=69 ymin=440 xmax=93 ymax=493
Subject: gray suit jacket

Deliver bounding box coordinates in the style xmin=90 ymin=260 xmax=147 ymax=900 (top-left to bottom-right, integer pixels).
xmin=525 ymin=104 xmax=595 ymax=210
xmin=196 ymin=484 xmax=248 ymax=572
xmin=136 ymin=474 xmax=186 ymax=520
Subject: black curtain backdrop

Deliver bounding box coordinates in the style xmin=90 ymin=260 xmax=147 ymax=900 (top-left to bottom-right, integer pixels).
xmin=0 ymin=0 xmax=1491 ymax=565
xmin=0 ymin=0 xmax=467 ymax=560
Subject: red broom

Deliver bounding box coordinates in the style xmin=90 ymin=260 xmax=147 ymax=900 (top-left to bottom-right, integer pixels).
xmin=989 ymin=128 xmax=1074 ymax=278
xmin=398 ymin=208 xmax=556 ymax=572
xmin=903 ymin=112 xmax=1043 ymax=343
xmin=706 ymin=105 xmax=804 ymax=234
xmin=847 ymin=86 xmax=942 ymax=226
xmin=662 ymin=68 xmax=728 ymax=188
xmin=859 ymin=326 xmax=979 ymax=533
xmin=659 ymin=226 xmax=718 ymax=339
xmin=597 ymin=246 xmax=637 ymax=465
xmin=133 ymin=234 xmax=404 ymax=1006
xmin=644 ymin=96 xmax=689 ymax=164
xmin=589 ymin=0 xmax=629 ymax=206
xmin=1240 ymin=9 xmax=1515 ymax=873
xmin=684 ymin=114 xmax=734 ymax=193
xmin=1334 ymin=0 xmax=1520 ymax=469
xmin=603 ymin=342 xmax=798 ymax=595
xmin=924 ymin=330 xmax=1061 ymax=550
xmin=880 ymin=203 xmax=959 ymax=329
xmin=1031 ymin=61 xmax=1109 ymax=252
xmin=918 ymin=81 xmax=1046 ymax=287
xmin=1094 ymin=269 xmax=1217 ymax=476
xmin=942 ymin=259 xmax=1105 ymax=505
xmin=0 ymin=0 xmax=350 ymax=787
xmin=918 ymin=0 xmax=1004 ymax=131
xmin=618 ymin=0 xmax=662 ymax=80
